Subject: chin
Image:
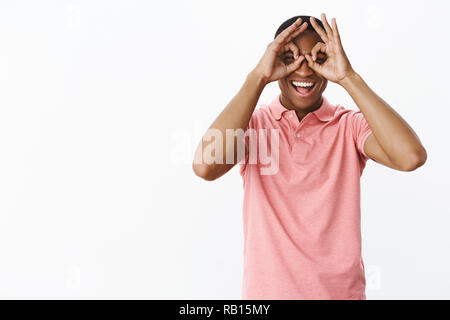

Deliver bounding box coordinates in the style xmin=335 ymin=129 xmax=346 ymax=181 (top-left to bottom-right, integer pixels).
xmin=282 ymin=86 xmax=324 ymax=109
xmin=291 ymin=92 xmax=320 ymax=106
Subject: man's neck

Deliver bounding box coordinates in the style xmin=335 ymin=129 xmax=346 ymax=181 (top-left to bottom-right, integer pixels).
xmin=280 ymin=95 xmax=323 ymax=122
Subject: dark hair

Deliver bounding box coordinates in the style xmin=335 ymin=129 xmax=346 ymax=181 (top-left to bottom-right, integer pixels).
xmin=274 ymin=15 xmax=325 ymax=40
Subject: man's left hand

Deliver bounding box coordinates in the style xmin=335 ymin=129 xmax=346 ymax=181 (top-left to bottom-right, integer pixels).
xmin=305 ymin=13 xmax=355 ymax=85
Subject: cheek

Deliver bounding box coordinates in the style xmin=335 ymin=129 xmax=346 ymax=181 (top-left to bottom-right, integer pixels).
xmin=318 ymin=79 xmax=328 ymax=92
xmin=279 ymin=80 xmax=290 ymax=90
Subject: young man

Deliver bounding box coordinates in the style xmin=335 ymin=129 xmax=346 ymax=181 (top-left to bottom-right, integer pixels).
xmin=192 ymin=14 xmax=427 ymax=299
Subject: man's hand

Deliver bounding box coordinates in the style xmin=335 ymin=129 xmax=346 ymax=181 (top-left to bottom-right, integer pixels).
xmin=305 ymin=13 xmax=355 ymax=85
xmin=253 ymin=17 xmax=309 ymax=84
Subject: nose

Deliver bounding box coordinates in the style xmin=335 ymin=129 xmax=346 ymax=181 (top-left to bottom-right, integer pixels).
xmin=293 ymin=57 xmax=314 ymax=77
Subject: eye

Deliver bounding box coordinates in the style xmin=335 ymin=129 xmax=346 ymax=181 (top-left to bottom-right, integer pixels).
xmin=316 ymin=56 xmax=327 ymax=64
xmin=283 ymin=56 xmax=294 ymax=64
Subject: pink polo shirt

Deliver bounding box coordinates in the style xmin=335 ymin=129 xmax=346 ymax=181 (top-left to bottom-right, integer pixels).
xmin=239 ymin=93 xmax=373 ymax=300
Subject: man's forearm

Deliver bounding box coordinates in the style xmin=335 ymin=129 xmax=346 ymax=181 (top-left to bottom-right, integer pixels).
xmin=192 ymin=70 xmax=267 ymax=180
xmin=340 ymin=72 xmax=426 ymax=165
xmin=209 ymin=70 xmax=267 ymax=134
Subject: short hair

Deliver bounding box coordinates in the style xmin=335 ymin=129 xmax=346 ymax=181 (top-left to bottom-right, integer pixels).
xmin=274 ymin=15 xmax=325 ymax=40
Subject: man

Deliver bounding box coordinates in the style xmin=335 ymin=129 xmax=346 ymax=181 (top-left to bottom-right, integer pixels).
xmin=192 ymin=14 xmax=427 ymax=299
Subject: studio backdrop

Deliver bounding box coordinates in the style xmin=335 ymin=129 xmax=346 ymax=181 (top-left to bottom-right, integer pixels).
xmin=0 ymin=0 xmax=448 ymax=299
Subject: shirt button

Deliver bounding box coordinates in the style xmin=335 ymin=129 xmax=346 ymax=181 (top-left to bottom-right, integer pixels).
xmin=296 ymin=133 xmax=301 ymax=138
xmin=288 ymin=114 xmax=293 ymax=119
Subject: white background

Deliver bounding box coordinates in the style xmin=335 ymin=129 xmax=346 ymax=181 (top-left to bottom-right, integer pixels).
xmin=0 ymin=0 xmax=448 ymax=299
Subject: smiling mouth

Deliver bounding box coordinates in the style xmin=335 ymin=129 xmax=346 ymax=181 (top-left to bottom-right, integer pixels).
xmin=290 ymin=80 xmax=317 ymax=97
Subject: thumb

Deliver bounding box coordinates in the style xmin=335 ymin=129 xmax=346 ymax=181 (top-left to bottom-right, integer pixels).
xmin=304 ymin=54 xmax=320 ymax=73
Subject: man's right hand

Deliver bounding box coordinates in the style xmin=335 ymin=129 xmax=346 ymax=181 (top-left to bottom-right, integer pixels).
xmin=253 ymin=18 xmax=308 ymax=84
xmin=193 ymin=18 xmax=310 ymax=181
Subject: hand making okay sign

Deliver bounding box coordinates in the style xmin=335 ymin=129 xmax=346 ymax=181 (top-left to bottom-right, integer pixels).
xmin=253 ymin=17 xmax=310 ymax=84
xmin=305 ymin=13 xmax=355 ymax=84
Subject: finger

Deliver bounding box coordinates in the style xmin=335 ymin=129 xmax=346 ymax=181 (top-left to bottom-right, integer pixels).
xmin=320 ymin=13 xmax=334 ymax=38
xmin=282 ymin=41 xmax=300 ymax=59
xmin=285 ymin=55 xmax=305 ymax=74
xmin=304 ymin=54 xmax=321 ymax=73
xmin=309 ymin=16 xmax=329 ymax=42
xmin=331 ymin=17 xmax=342 ymax=46
xmin=311 ymin=42 xmax=326 ymax=61
xmin=274 ymin=17 xmax=303 ymax=46
xmin=284 ymin=21 xmax=309 ymax=44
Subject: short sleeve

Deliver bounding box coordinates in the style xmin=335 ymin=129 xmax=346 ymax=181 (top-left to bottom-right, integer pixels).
xmin=351 ymin=111 xmax=373 ymax=161
xmin=239 ymin=116 xmax=254 ymax=177
xmin=239 ymin=108 xmax=260 ymax=178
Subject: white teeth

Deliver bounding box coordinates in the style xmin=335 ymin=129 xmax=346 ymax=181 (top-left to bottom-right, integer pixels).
xmin=292 ymin=81 xmax=314 ymax=87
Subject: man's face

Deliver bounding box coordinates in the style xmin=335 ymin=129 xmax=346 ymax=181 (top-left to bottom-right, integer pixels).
xmin=278 ymin=30 xmax=328 ymax=110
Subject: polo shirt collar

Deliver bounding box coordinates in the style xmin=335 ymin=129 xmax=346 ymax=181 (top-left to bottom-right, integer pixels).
xmin=269 ymin=93 xmax=335 ymax=122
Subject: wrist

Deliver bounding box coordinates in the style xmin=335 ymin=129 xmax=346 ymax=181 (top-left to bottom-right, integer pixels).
xmin=338 ymin=70 xmax=361 ymax=89
xmin=247 ymin=69 xmax=269 ymax=89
